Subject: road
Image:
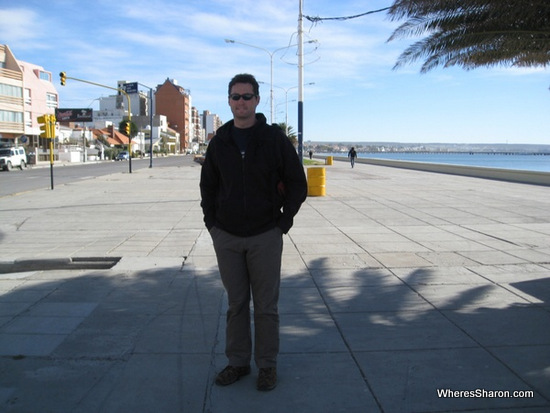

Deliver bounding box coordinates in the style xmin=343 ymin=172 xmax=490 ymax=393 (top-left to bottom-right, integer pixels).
xmin=0 ymin=155 xmax=197 ymax=197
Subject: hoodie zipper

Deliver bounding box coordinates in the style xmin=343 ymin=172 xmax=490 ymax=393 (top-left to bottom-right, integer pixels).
xmin=241 ymin=148 xmax=248 ymax=233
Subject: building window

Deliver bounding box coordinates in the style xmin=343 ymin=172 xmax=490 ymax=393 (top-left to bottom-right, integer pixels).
xmin=24 ymin=88 xmax=31 ymax=105
xmin=46 ymin=93 xmax=58 ymax=109
xmin=39 ymin=71 xmax=51 ymax=82
xmin=0 ymin=110 xmax=24 ymax=123
xmin=0 ymin=83 xmax=23 ymax=98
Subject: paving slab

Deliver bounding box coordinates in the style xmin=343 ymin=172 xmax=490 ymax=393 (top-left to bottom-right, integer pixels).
xmin=206 ymin=353 xmax=381 ymax=413
xmin=356 ymin=348 xmax=547 ymax=413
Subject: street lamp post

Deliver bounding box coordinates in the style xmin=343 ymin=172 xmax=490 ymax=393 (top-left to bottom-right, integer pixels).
xmin=225 ymin=39 xmax=316 ymax=124
xmin=138 ymin=82 xmax=154 ymax=168
xmin=298 ymin=0 xmax=304 ymax=163
xmin=261 ymin=82 xmax=314 ymax=136
xmin=225 ymin=39 xmax=292 ymax=124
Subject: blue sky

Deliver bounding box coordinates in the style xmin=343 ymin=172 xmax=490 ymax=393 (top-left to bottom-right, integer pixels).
xmin=2 ymin=0 xmax=549 ymax=144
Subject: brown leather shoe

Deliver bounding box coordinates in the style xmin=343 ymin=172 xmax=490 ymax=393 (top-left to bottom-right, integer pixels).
xmin=257 ymin=367 xmax=277 ymax=391
xmin=215 ymin=365 xmax=251 ymax=386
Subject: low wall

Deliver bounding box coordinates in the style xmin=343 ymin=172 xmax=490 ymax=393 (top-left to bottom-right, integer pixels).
xmin=330 ymin=156 xmax=550 ymax=187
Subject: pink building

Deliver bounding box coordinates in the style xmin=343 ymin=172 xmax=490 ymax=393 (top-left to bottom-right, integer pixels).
xmin=0 ymin=44 xmax=58 ymax=147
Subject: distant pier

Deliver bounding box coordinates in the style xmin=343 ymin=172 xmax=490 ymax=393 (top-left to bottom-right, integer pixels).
xmin=359 ymin=151 xmax=549 ymax=156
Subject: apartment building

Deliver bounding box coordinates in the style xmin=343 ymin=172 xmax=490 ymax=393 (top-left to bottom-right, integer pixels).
xmin=190 ymin=106 xmax=204 ymax=146
xmin=21 ymin=60 xmax=59 ymax=147
xmin=202 ymin=110 xmax=223 ymax=142
xmin=96 ymin=80 xmax=148 ymax=122
xmin=0 ymin=45 xmax=25 ymax=144
xmin=155 ymin=78 xmax=191 ymax=153
xmin=0 ymin=44 xmax=58 ymax=148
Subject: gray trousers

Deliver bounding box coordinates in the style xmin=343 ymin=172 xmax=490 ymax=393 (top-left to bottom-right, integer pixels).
xmin=210 ymin=226 xmax=283 ymax=368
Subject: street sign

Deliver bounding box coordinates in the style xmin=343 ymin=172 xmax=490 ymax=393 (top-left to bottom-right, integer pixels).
xmin=123 ymin=82 xmax=138 ymax=94
xmin=55 ymin=108 xmax=93 ymax=122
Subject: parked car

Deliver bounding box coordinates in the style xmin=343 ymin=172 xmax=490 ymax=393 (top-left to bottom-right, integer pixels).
xmin=115 ymin=151 xmax=130 ymax=161
xmin=193 ymin=154 xmax=205 ymax=165
xmin=0 ymin=146 xmax=27 ymax=171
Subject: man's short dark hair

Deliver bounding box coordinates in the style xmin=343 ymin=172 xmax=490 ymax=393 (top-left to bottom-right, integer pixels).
xmin=228 ymin=73 xmax=260 ymax=96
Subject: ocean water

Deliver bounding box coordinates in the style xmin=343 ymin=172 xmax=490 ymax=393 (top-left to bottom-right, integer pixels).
xmin=324 ymin=152 xmax=550 ymax=173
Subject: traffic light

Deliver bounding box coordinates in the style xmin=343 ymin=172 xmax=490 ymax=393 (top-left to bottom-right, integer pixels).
xmin=59 ymin=72 xmax=66 ymax=86
xmin=48 ymin=114 xmax=57 ymax=138
xmin=124 ymin=121 xmax=130 ymax=136
xmin=38 ymin=115 xmax=49 ymax=138
xmin=37 ymin=114 xmax=56 ymax=138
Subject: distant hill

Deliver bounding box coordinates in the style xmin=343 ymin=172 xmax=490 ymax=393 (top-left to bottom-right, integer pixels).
xmin=305 ymin=141 xmax=550 ymax=154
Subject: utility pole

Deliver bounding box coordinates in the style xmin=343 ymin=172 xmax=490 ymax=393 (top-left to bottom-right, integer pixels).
xmin=137 ymin=82 xmax=154 ymax=168
xmin=298 ymin=0 xmax=304 ymax=163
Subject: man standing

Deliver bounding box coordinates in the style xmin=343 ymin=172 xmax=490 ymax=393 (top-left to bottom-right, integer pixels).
xmin=200 ymin=74 xmax=307 ymax=391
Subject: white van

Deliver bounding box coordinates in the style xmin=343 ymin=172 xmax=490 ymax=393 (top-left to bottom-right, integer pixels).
xmin=0 ymin=147 xmax=27 ymax=171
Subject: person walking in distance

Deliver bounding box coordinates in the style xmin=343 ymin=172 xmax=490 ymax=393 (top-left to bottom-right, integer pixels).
xmin=200 ymin=74 xmax=307 ymax=391
xmin=348 ymin=146 xmax=357 ymax=168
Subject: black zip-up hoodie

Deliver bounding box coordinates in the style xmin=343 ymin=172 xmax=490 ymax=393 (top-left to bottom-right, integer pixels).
xmin=200 ymin=113 xmax=307 ymax=237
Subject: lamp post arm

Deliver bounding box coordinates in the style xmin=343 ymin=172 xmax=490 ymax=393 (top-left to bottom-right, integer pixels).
xmin=225 ymin=39 xmax=271 ymax=56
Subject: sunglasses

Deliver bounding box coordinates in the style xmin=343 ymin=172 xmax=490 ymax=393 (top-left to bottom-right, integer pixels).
xmin=229 ymin=93 xmax=257 ymax=101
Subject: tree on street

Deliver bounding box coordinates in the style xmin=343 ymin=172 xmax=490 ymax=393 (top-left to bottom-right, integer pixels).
xmin=278 ymin=123 xmax=298 ymax=147
xmin=387 ymin=0 xmax=550 ymax=72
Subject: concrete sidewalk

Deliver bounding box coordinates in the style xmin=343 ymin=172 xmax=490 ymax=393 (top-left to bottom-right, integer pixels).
xmin=0 ymin=158 xmax=549 ymax=412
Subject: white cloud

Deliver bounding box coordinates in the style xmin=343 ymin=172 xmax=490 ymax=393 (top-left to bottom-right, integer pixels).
xmin=0 ymin=8 xmax=47 ymax=48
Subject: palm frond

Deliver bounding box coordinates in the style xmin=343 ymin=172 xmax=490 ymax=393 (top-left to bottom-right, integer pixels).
xmin=388 ymin=0 xmax=550 ymax=71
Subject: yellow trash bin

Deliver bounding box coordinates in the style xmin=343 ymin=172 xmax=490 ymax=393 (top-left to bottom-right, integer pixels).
xmin=325 ymin=156 xmax=333 ymax=165
xmin=307 ymin=167 xmax=326 ymax=196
